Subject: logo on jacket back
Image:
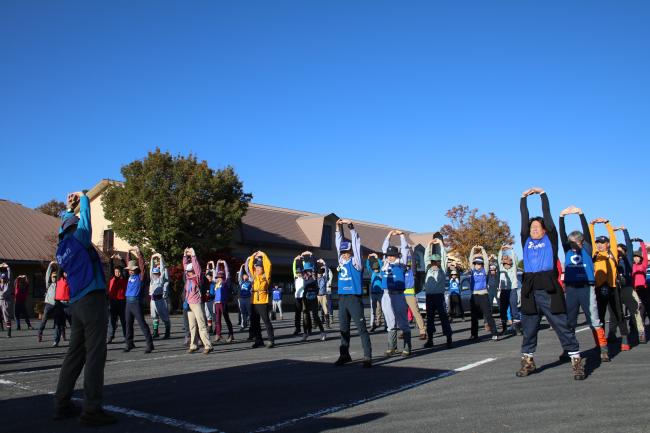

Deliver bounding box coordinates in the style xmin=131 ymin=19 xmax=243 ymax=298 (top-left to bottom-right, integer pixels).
xmin=570 ymin=254 xmax=584 ymax=265
xmin=339 ymin=266 xmax=349 ymax=280
xmin=528 ymin=241 xmax=547 ymax=250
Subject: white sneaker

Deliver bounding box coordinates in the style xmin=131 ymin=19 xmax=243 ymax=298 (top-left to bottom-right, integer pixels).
xmin=320 ymin=332 xmax=326 ymax=341
xmin=492 ymin=335 xmax=499 ymax=341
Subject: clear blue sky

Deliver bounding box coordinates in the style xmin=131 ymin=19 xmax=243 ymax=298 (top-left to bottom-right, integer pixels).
xmin=2 ymin=1 xmax=649 ymax=246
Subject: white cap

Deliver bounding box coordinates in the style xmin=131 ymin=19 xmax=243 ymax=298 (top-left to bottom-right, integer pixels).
xmin=185 ymin=264 xmax=194 ymax=272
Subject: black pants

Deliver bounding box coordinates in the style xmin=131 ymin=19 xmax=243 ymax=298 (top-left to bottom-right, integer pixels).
xmin=302 ymin=297 xmax=324 ymax=334
xmin=108 ymin=299 xmax=126 ymax=339
xmin=54 ymin=291 xmax=107 ymax=413
xmin=426 ymin=293 xmax=452 ymax=339
xmin=338 ymin=295 xmax=372 ymax=359
xmin=250 ymin=303 xmax=274 ymax=343
xmin=499 ymin=289 xmax=512 ymax=322
xmin=294 ymin=298 xmax=303 ymax=332
xmin=449 ymin=293 xmax=464 ymax=319
xmin=125 ymin=301 xmax=153 ymax=347
xmin=14 ymin=302 xmax=32 ymax=329
xmin=596 ymin=285 xmax=628 ymax=336
xmin=470 ymin=294 xmax=496 ymax=337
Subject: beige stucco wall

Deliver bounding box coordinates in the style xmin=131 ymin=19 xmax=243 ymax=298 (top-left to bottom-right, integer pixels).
xmin=84 ymin=192 xmax=133 ymax=253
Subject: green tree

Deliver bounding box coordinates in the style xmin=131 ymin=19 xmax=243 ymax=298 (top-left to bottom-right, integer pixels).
xmin=103 ymin=148 xmax=252 ymax=261
xmin=35 ymin=199 xmax=66 ymax=218
xmin=440 ymin=204 xmax=514 ymax=269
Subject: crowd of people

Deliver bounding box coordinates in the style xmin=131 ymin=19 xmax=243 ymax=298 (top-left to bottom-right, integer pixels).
xmin=1 ymin=187 xmax=648 ymax=426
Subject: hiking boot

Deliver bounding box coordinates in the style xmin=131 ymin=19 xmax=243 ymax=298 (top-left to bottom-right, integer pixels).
xmin=335 ymin=351 xmax=352 ymax=366
xmin=600 ymin=350 xmax=610 ymax=362
xmin=53 ymin=403 xmax=82 ymax=420
xmin=571 ymin=357 xmax=585 ymax=380
xmin=423 ymin=340 xmax=434 ymax=348
xmin=79 ymin=410 xmax=118 ymax=427
xmin=385 ymin=348 xmax=398 ymax=357
xmin=516 ymin=356 xmax=536 ymax=377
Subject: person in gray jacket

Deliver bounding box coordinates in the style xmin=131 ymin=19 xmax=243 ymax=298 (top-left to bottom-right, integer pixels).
xmin=498 ymin=245 xmax=521 ymax=335
xmin=149 ymin=253 xmax=171 ymax=339
xmin=38 ymin=261 xmax=64 ymax=345
xmin=0 ymin=263 xmax=13 ymax=337
xmin=423 ymin=239 xmax=453 ymax=348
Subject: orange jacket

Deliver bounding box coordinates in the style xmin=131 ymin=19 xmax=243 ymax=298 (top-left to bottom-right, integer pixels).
xmin=590 ymin=223 xmax=618 ymax=288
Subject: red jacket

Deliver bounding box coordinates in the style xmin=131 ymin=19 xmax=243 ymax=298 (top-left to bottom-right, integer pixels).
xmin=14 ymin=279 xmax=29 ymax=303
xmin=108 ymin=277 xmax=127 ymax=300
xmin=55 ymin=278 xmax=70 ymax=302
xmin=632 ymin=242 xmax=648 ymax=289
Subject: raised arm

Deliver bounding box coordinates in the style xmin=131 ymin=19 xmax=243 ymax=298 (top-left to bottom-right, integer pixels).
xmin=191 ymin=253 xmax=201 ymax=281
xmin=622 ymin=229 xmax=634 ymax=265
xmin=479 ymin=247 xmax=488 ymax=267
xmin=221 ymin=260 xmax=230 ymax=282
xmin=350 ymin=227 xmax=362 ymax=271
xmin=540 ymin=192 xmax=554 ymax=233
xmin=399 ymin=234 xmax=409 ymax=263
xmin=520 ymin=196 xmax=531 ymax=246
xmin=606 ymin=223 xmax=618 ymax=261
xmin=75 ymin=193 xmax=92 ymax=247
xmin=46 ymin=261 xmax=56 ymax=285
xmin=382 ymin=232 xmax=391 ymax=256
xmin=641 ymin=241 xmax=649 ymax=270
xmin=559 ymin=215 xmax=569 ymax=252
xmin=260 ymin=252 xmax=272 ymax=280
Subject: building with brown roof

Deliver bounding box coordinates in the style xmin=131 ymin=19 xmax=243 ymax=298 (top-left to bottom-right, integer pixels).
xmin=0 ymin=199 xmax=61 ymax=315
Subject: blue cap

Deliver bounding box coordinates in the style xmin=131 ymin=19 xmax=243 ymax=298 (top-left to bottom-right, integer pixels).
xmin=339 ymin=241 xmax=351 ymax=252
xmin=472 ymin=257 xmax=484 ymax=264
xmin=302 ymin=262 xmax=314 ymax=272
xmin=0 ymin=273 xmax=7 ymax=280
xmin=596 ymin=236 xmax=609 ymax=243
xmin=152 ymin=267 xmax=161 ymax=274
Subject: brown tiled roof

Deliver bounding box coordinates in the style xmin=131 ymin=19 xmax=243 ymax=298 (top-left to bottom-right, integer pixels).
xmin=0 ymin=199 xmax=60 ymax=263
xmin=241 ymin=203 xmax=436 ymax=252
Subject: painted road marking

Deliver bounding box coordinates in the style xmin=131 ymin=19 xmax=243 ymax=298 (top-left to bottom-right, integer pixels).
xmin=0 ymin=378 xmax=223 ymax=433
xmin=250 ymin=357 xmax=497 ymax=432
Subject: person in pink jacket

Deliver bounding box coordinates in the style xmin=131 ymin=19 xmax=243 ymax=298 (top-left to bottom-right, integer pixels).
xmin=183 ymin=248 xmax=213 ymax=354
xmin=632 ymin=238 xmax=649 ymax=338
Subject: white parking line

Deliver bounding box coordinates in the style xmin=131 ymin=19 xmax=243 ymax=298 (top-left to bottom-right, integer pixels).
xmin=250 ymin=357 xmax=497 ymax=432
xmin=0 ymin=378 xmax=223 ymax=433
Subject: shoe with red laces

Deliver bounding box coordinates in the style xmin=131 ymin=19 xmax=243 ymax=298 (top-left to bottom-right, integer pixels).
xmin=621 ymin=344 xmax=631 ymax=351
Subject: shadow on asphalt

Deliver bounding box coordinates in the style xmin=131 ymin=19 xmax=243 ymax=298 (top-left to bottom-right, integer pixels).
xmin=2 ymin=359 xmax=448 ymax=433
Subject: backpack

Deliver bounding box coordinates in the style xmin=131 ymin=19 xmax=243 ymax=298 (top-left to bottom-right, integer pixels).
xmin=56 ymin=236 xmax=104 ymax=299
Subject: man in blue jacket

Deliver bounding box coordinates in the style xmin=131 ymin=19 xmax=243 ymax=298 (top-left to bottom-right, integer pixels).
xmin=53 ymin=191 xmax=117 ymax=426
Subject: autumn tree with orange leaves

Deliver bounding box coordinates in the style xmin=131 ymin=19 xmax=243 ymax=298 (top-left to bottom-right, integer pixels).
xmin=440 ymin=205 xmax=514 ymax=270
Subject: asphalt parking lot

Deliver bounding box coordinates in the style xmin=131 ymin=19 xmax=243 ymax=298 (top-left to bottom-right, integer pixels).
xmin=1 ymin=310 xmax=649 ymax=433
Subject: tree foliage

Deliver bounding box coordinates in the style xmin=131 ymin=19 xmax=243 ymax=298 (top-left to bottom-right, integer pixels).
xmin=35 ymin=199 xmax=66 ymax=218
xmin=440 ymin=204 xmax=514 ymax=269
xmin=103 ymin=148 xmax=252 ymax=261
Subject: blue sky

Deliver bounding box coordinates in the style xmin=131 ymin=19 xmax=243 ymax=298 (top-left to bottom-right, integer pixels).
xmin=2 ymin=1 xmax=649 ymax=246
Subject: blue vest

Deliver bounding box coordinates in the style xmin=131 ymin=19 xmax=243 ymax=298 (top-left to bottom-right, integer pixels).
xmin=126 ymin=274 xmax=142 ymax=298
xmin=338 ymin=260 xmax=362 ymax=295
xmin=239 ymin=281 xmax=252 ymax=298
xmin=272 ymin=288 xmax=282 ymax=301
xmin=523 ymin=235 xmax=554 ymax=273
xmin=404 ymin=268 xmax=415 ymax=289
xmin=381 ymin=263 xmax=406 ymax=292
xmin=449 ymin=279 xmax=460 ymax=294
xmin=564 ymin=248 xmax=595 ymax=285
xmin=471 ymin=269 xmax=488 ymax=291
xmin=370 ymin=271 xmax=383 ymax=294
xmin=56 ymin=236 xmax=95 ymax=300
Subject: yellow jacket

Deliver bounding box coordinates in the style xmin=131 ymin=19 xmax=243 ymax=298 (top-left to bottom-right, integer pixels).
xmin=248 ymin=252 xmax=272 ymax=305
xmin=589 ymin=223 xmax=618 ymax=288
